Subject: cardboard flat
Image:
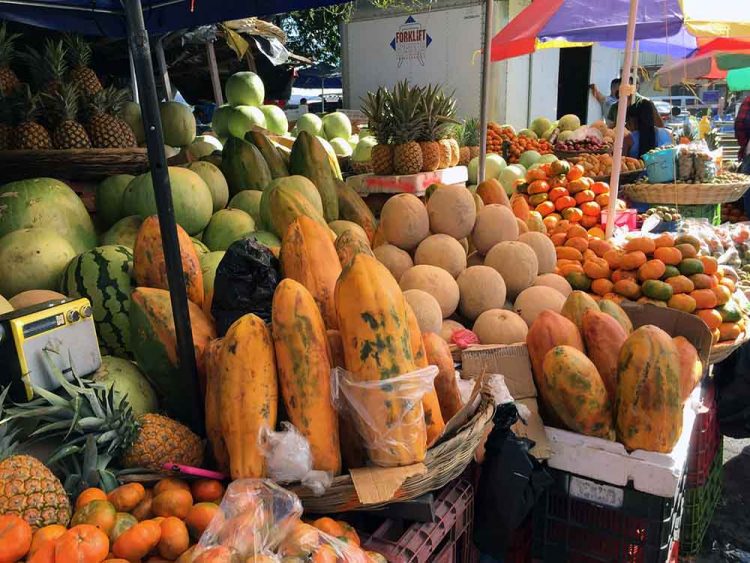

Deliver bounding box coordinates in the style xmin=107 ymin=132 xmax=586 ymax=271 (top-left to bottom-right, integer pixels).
xmin=345 ymin=166 xmax=468 ymax=196
xmin=460 ymin=343 xmax=537 ymax=400
xmin=350 ymin=463 xmax=427 ymax=505
xmin=512 ymin=398 xmax=552 ymax=460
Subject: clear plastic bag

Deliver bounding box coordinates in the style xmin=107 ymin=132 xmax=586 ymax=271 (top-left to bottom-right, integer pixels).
xmin=260 ymin=422 xmax=332 ymax=495
xmin=277 ymin=520 xmax=374 ymax=562
xmin=194 ymin=479 xmax=302 ymax=561
xmin=333 ymin=366 xmax=438 ymax=467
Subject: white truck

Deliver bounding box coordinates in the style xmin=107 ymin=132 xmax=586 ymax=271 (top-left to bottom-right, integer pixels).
xmin=342 ymin=0 xmax=643 ymax=130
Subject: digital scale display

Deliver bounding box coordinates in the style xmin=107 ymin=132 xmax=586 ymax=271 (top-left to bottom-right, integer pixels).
xmin=22 ymin=313 xmax=65 ymax=338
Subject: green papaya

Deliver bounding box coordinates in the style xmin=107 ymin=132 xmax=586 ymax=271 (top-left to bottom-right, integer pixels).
xmin=245 ymin=130 xmax=289 ymax=179
xmin=267 ymin=184 xmax=329 ymax=238
xmin=220 ymin=137 xmax=272 ymax=195
xmin=289 ymin=130 xmax=339 ymax=222
xmin=335 ymin=180 xmax=377 ymax=242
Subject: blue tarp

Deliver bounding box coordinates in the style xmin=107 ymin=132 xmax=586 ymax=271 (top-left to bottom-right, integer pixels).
xmin=0 ymin=0 xmax=350 ymax=37
xmin=295 ymin=63 xmax=342 ymax=89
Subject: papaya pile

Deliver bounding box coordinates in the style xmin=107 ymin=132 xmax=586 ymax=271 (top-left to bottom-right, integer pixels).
xmin=528 ymin=292 xmax=703 ymax=453
xmin=547 ymin=224 xmax=745 ymax=344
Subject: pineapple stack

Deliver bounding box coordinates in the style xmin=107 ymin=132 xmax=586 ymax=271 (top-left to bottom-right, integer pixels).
xmin=0 ymin=30 xmax=136 ymax=151
xmin=361 ymin=80 xmax=460 ymax=176
xmin=458 ymin=117 xmax=481 ymax=166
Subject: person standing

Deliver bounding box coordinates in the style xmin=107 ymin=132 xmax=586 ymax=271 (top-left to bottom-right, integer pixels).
xmin=607 ymin=77 xmax=665 ymax=128
xmin=590 ymin=78 xmax=620 ymax=125
xmin=623 ymin=99 xmax=672 ymax=158
xmin=735 ymin=94 xmax=750 ymax=163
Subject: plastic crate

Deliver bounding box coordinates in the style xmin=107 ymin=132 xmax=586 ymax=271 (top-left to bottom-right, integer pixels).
xmin=643 ymin=148 xmax=677 ymax=183
xmin=505 ymin=517 xmax=532 ymax=563
xmin=600 ymin=209 xmax=638 ymax=231
xmin=533 ymin=468 xmax=684 ymax=563
xmin=686 ymin=382 xmax=720 ymax=488
xmin=680 ymin=442 xmax=723 ymax=556
xmin=361 ymin=479 xmax=475 ymax=563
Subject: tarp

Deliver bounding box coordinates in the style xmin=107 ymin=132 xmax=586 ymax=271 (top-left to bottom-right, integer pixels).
xmin=728 ymin=67 xmax=750 ymax=91
xmin=294 ymin=62 xmax=342 ymax=89
xmin=0 ymin=0 xmax=351 ymax=37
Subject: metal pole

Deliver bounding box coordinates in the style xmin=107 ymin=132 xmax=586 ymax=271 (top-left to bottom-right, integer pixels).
xmin=128 ymin=45 xmax=139 ymax=104
xmin=154 ymin=36 xmax=172 ymax=101
xmin=123 ymin=0 xmax=204 ymax=434
xmin=478 ymin=0 xmax=494 ymax=184
xmin=605 ymin=0 xmax=639 ymax=239
xmin=205 ymin=41 xmax=223 ymax=105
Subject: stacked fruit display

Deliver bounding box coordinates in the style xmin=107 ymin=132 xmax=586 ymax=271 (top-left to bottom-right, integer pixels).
xmin=637 ymin=206 xmax=682 ymax=229
xmin=546 ymin=226 xmax=745 ymax=343
xmin=553 ymin=135 xmax=609 ymax=154
xmin=485 ymin=122 xmax=554 ymax=162
xmin=527 ymin=291 xmax=702 ymax=452
xmin=511 ymin=160 xmax=624 ymax=232
xmin=567 ymin=153 xmax=644 ymax=178
xmin=457 ymin=117 xmax=481 ymax=166
xmin=359 ymin=81 xmax=461 ymax=176
xmin=0 ymin=28 xmax=138 ymax=150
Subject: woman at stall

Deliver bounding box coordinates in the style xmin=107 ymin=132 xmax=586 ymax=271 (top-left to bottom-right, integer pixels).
xmin=622 ymin=98 xmax=673 ymax=159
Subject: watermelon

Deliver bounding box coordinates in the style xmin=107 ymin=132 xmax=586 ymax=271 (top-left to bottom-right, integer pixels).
xmin=100 ymin=215 xmax=143 ymax=249
xmin=0 ymin=228 xmax=77 ymax=297
xmin=129 ymin=287 xmax=216 ymax=425
xmin=121 ymin=167 xmax=213 ymax=236
xmin=91 ymin=356 xmax=158 ymax=416
xmin=96 ymin=174 xmax=134 ymax=228
xmin=202 ymin=208 xmax=255 ymax=251
xmin=60 ymin=245 xmax=135 ymax=359
xmin=0 ymin=177 xmax=96 ymax=253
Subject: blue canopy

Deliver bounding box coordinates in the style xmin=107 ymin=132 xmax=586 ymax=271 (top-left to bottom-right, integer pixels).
xmin=295 ymin=63 xmax=342 ymax=89
xmin=0 ymin=0 xmax=350 ymax=37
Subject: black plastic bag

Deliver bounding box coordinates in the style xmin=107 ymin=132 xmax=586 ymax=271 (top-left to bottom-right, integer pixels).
xmin=714 ymin=342 xmax=750 ymax=438
xmin=473 ymin=402 xmax=552 ymax=559
xmin=211 ymin=238 xmax=281 ymax=336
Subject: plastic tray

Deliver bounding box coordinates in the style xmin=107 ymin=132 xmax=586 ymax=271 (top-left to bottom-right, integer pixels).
xmin=686 ymin=382 xmax=721 ymax=488
xmin=544 ymin=385 xmax=699 ymax=498
xmin=346 ymin=166 xmax=469 ymax=196
xmin=680 ymin=443 xmax=723 ymax=556
xmin=360 ymin=478 xmax=475 ymax=563
xmin=533 ymin=467 xmax=684 ymax=563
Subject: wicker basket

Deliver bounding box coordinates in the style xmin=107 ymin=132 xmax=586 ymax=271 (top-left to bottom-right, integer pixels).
xmin=591 ymin=169 xmax=645 ymax=184
xmin=709 ymin=331 xmax=750 ymax=364
xmin=0 ymin=148 xmax=150 ymax=181
xmin=291 ymin=386 xmax=495 ymax=513
xmin=623 ymin=181 xmax=750 ymax=205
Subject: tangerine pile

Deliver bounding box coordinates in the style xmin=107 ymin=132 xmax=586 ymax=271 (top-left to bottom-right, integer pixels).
xmin=486 ymin=122 xmax=553 ymax=162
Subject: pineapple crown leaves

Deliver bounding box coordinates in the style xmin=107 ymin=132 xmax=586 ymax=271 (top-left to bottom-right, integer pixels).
xmin=460 ymin=117 xmax=480 ymax=147
xmin=10 ymin=84 xmax=44 ymax=125
xmin=42 ymin=81 xmax=83 ymax=124
xmin=62 ymin=33 xmax=93 ymax=68
xmin=0 ymin=22 xmax=22 ymax=67
xmin=0 ymin=387 xmax=21 ymax=461
xmin=389 ymin=79 xmax=428 ymax=144
xmin=360 ymin=86 xmax=393 ymax=145
xmin=85 ymin=85 xmax=129 ymax=119
xmin=20 ymin=39 xmax=69 ymax=90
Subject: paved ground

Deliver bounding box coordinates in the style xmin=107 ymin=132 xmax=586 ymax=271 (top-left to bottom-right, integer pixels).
xmin=694 ymin=437 xmax=750 ymax=562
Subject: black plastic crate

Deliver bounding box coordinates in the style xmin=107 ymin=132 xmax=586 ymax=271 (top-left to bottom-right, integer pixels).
xmin=680 ymin=443 xmax=723 ymax=556
xmin=686 ymin=382 xmax=720 ymax=488
xmin=533 ymin=468 xmax=684 ymax=563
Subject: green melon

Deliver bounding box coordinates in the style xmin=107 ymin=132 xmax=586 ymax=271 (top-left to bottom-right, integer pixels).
xmin=248 ymin=231 xmax=281 ymax=249
xmin=100 ymin=215 xmax=142 ymax=249
xmin=60 ymin=245 xmax=135 ymax=358
xmin=211 ymin=104 xmax=234 ymax=138
xmin=96 ymin=174 xmax=134 ymax=228
xmin=160 ymin=101 xmax=196 ymax=147
xmin=225 ymin=71 xmax=265 ymax=106
xmin=121 ymin=167 xmax=213 ymax=236
xmin=260 ymin=104 xmax=289 ymax=135
xmin=0 ymin=228 xmax=77 ymax=298
xmin=200 ymin=250 xmax=225 ymax=313
xmin=0 ymin=177 xmax=97 ymax=254
xmin=259 ymin=175 xmax=324 ymax=232
xmin=228 ymin=106 xmax=266 ymax=139
xmin=91 ymin=356 xmax=158 ymax=416
xmin=191 ymin=237 xmax=210 ymax=256
xmin=122 ymin=102 xmax=145 ymax=145
xmin=228 ymin=190 xmax=262 ymax=226
xmin=187 ymin=161 xmax=229 ymax=212
xmin=187 ymin=135 xmax=223 ymax=160
xmin=202 ymin=208 xmax=255 ymax=251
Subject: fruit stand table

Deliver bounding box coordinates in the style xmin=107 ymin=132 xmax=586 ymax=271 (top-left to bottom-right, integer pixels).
xmin=346 ymin=166 xmax=469 ymax=197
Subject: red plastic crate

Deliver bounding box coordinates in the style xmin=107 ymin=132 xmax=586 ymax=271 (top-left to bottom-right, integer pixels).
xmin=505 ymin=517 xmax=532 ymax=563
xmin=686 ymin=382 xmax=720 ymax=488
xmin=600 ymin=208 xmax=638 ymax=231
xmin=361 ymin=479 xmax=475 ymax=563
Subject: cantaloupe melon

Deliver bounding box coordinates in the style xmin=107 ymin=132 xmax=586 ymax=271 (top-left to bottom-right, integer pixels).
xmin=456 ymin=265 xmax=507 ymax=321
xmin=380 ymin=193 xmax=429 ymax=250
xmin=425 ymin=184 xmax=476 ymax=240
xmin=473 ymin=309 xmax=528 ymax=345
xmin=403 ymin=289 xmax=443 ymax=334
xmin=399 ymin=264 xmax=460 ymax=318
xmin=414 ymin=234 xmax=467 ymax=278
xmin=484 ymin=241 xmax=538 ymax=300
xmin=9 ymin=289 xmax=66 ymax=310
xmin=518 ymin=232 xmax=556 ymax=274
xmin=373 ymin=244 xmax=413 ymax=282
xmin=467 ymin=252 xmax=484 ymax=267
xmin=440 ymin=319 xmax=465 ymax=343
xmin=532 ymin=273 xmax=572 ymax=297
xmin=458 ymin=238 xmax=469 ymax=254
xmin=471 ymin=204 xmax=518 ymax=255
xmin=513 ymin=286 xmax=565 ymax=326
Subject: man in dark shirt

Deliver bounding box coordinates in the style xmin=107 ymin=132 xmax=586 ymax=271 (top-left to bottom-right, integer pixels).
xmin=735 ymin=95 xmax=750 ymax=162
xmin=607 ymin=77 xmax=664 ymax=128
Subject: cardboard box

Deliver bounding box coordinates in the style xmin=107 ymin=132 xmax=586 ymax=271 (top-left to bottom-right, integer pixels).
xmin=461 ymin=343 xmax=536 ymax=400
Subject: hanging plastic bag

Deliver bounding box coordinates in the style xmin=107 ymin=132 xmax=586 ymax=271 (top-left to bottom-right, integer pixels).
xmin=278 ymin=520 xmax=376 ymax=562
xmin=260 ymin=422 xmax=333 ymax=495
xmin=332 ymin=366 xmax=438 ymax=467
xmin=194 ymin=479 xmax=302 ymax=561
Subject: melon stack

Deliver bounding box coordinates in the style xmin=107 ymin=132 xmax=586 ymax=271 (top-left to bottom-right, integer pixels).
xmin=372 ymin=180 xmax=574 ymax=346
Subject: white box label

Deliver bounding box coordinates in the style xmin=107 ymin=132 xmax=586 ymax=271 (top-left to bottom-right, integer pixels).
xmin=569 ymin=476 xmax=624 ymax=508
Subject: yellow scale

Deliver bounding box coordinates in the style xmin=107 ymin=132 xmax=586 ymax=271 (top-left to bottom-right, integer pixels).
xmin=0 ymin=298 xmax=102 ymax=400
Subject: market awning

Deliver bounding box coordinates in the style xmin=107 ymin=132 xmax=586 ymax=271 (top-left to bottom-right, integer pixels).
xmin=0 ymin=0 xmax=351 ymax=37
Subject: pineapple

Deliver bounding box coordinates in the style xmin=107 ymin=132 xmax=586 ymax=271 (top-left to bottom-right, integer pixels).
xmin=20 ymin=39 xmax=68 ymax=95
xmin=64 ymin=34 xmax=102 ymax=96
xmin=44 ymin=82 xmax=91 ymax=149
xmin=10 ymin=85 xmax=52 ymax=149
xmin=361 ymin=86 xmax=394 ymax=175
xmin=459 ymin=117 xmax=480 ymax=165
xmin=433 ymin=90 xmax=458 ymax=169
xmin=0 ymin=97 xmax=13 ymax=149
xmin=0 ymin=23 xmax=21 ymax=95
xmin=2 ymin=355 xmax=204 ymax=492
xmin=390 ymin=80 xmax=425 ymax=176
xmin=416 ymin=84 xmax=442 ymax=172
xmin=0 ymin=388 xmax=71 ymax=530
xmin=85 ymin=86 xmax=137 ymax=148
